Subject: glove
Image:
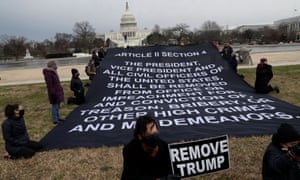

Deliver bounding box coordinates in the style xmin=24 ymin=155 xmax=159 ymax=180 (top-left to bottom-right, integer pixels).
xmin=288 ymin=142 xmax=300 ymax=162
xmin=291 ymin=143 xmax=300 ymax=156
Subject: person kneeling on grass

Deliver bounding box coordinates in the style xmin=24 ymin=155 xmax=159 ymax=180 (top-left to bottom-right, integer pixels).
xmin=1 ymin=104 xmax=43 ymax=159
xmin=68 ymin=68 xmax=85 ymax=105
xmin=255 ymin=57 xmax=279 ymax=94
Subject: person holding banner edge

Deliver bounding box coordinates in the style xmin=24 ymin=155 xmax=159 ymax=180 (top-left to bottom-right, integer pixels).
xmin=121 ymin=114 xmax=179 ymax=179
xmin=262 ymin=123 xmax=300 ymax=179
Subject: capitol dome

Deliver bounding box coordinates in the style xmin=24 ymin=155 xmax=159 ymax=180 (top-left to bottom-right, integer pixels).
xmin=105 ymin=1 xmax=152 ymax=47
xmin=120 ymin=2 xmax=137 ymax=33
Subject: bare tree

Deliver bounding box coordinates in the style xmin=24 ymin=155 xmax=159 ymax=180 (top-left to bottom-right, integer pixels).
xmin=54 ymin=33 xmax=73 ymax=52
xmin=73 ymin=21 xmax=96 ymax=53
xmin=146 ymin=32 xmax=167 ymax=45
xmin=2 ymin=35 xmax=27 ymax=60
xmin=200 ymin=21 xmax=221 ymax=43
xmin=173 ymin=23 xmax=190 ymax=35
xmin=243 ymin=29 xmax=255 ymax=43
xmin=201 ymin=21 xmax=221 ymax=31
xmin=260 ymin=27 xmax=280 ymax=44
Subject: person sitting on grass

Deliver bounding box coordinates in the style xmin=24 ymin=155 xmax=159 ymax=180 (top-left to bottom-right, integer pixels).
xmin=262 ymin=123 xmax=300 ymax=179
xmin=1 ymin=104 xmax=43 ymax=159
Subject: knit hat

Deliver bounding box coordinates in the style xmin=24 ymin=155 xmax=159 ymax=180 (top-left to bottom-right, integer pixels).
xmin=71 ymin=68 xmax=79 ymax=76
xmin=273 ymin=123 xmax=300 ymax=144
xmin=260 ymin=57 xmax=267 ymax=63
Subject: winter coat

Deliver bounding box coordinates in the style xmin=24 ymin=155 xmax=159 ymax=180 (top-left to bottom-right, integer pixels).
xmin=1 ymin=117 xmax=30 ymax=155
xmin=121 ymin=137 xmax=172 ymax=179
xmin=92 ymin=54 xmax=100 ymax=67
xmin=70 ymin=76 xmax=85 ymax=97
xmin=220 ymin=46 xmax=233 ymax=60
xmin=85 ymin=62 xmax=96 ymax=80
xmin=255 ymin=63 xmax=273 ymax=93
xmin=262 ymin=143 xmax=300 ymax=180
xmin=43 ymin=68 xmax=64 ymax=104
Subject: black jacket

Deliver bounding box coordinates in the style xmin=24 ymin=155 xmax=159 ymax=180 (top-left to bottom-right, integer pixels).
xmin=121 ymin=138 xmax=172 ymax=180
xmin=262 ymin=143 xmax=300 ymax=180
xmin=220 ymin=46 xmax=233 ymax=60
xmin=70 ymin=76 xmax=84 ymax=97
xmin=1 ymin=117 xmax=30 ymax=155
xmin=255 ymin=63 xmax=273 ymax=93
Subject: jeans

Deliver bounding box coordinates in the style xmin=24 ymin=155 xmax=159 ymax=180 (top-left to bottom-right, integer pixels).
xmin=51 ymin=103 xmax=60 ymax=122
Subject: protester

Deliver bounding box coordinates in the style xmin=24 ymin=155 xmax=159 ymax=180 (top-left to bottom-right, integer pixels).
xmin=43 ymin=60 xmax=65 ymax=124
xmin=220 ymin=43 xmax=233 ymax=60
xmin=220 ymin=42 xmax=238 ymax=73
xmin=2 ymin=104 xmax=43 ymax=159
xmin=97 ymin=46 xmax=106 ymax=61
xmin=121 ymin=114 xmax=174 ymax=179
xmin=255 ymin=57 xmax=279 ymax=94
xmin=91 ymin=50 xmax=100 ymax=68
xmin=229 ymin=53 xmax=238 ymax=73
xmin=85 ymin=59 xmax=97 ymax=86
xmin=68 ymin=68 xmax=85 ymax=105
xmin=211 ymin=40 xmax=220 ymax=51
xmin=262 ymin=123 xmax=300 ymax=179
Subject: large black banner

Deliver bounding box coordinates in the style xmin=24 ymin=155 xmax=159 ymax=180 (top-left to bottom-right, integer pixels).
xmin=40 ymin=43 xmax=300 ymax=150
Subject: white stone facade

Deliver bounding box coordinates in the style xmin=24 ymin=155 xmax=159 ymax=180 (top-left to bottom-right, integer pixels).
xmin=104 ymin=2 xmax=152 ymax=47
xmin=274 ymin=16 xmax=300 ymax=41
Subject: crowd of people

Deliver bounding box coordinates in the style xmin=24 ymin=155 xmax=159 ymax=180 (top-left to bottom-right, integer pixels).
xmin=2 ymin=104 xmax=300 ymax=178
xmin=2 ymin=43 xmax=297 ymax=179
xmin=1 ymin=48 xmax=106 ymax=159
xmin=219 ymin=42 xmax=280 ymax=94
xmin=84 ymin=48 xmax=105 ymax=86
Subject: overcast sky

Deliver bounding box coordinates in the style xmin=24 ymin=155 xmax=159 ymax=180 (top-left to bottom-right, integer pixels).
xmin=0 ymin=0 xmax=299 ymax=41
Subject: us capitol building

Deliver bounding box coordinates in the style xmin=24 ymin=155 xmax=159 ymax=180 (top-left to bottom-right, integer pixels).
xmin=104 ymin=2 xmax=152 ymax=47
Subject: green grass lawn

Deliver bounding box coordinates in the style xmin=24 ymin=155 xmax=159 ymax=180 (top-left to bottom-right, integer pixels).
xmin=0 ymin=65 xmax=300 ymax=179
